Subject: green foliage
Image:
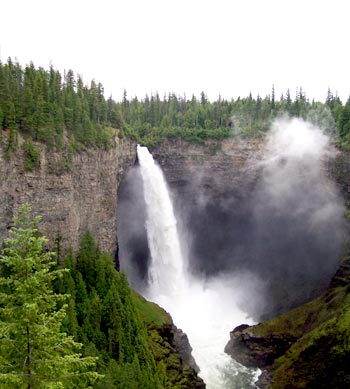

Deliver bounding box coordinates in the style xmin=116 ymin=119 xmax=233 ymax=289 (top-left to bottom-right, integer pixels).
xmin=271 ymin=294 xmax=350 ymax=389
xmin=2 ymin=57 xmax=350 ymax=153
xmin=0 ymin=204 xmax=99 ymax=388
xmin=117 ymin=87 xmax=348 ymax=146
xmin=0 ymin=206 xmax=185 ymax=388
xmin=22 ymin=137 xmax=41 ymax=171
xmin=131 ymin=292 xmax=171 ymax=327
xmin=55 ymin=230 xmax=173 ymax=388
xmin=0 ymin=58 xmax=118 ymax=155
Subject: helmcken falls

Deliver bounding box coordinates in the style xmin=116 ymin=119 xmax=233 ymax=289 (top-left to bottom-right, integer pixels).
xmin=136 ymin=145 xmax=259 ymax=388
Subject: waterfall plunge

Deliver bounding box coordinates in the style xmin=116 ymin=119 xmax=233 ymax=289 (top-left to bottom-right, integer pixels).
xmin=137 ymin=145 xmax=259 ymax=388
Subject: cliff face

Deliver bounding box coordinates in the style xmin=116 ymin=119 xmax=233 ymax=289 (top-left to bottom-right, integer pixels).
xmin=327 ymin=148 xmax=350 ymax=205
xmin=152 ymin=137 xmax=265 ymax=202
xmin=0 ymin=138 xmax=136 ymax=258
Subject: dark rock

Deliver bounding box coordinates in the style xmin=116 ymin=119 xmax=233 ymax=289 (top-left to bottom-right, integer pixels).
xmin=173 ymin=327 xmax=200 ymax=373
xmin=224 ymin=325 xmax=297 ymax=369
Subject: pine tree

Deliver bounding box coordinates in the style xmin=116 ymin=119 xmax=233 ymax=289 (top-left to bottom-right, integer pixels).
xmin=0 ymin=204 xmax=100 ymax=388
xmin=5 ymin=100 xmax=18 ymax=155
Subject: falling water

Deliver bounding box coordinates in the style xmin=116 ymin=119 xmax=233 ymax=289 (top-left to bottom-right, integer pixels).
xmin=137 ymin=144 xmax=259 ymax=388
xmin=136 ymin=144 xmax=186 ymax=297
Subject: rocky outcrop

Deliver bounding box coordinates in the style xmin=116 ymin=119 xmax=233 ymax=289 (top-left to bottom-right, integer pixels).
xmin=173 ymin=327 xmax=200 ymax=373
xmin=149 ymin=323 xmax=205 ymax=388
xmin=224 ymin=324 xmax=297 ymax=369
xmin=0 ymin=138 xmax=136 ymax=260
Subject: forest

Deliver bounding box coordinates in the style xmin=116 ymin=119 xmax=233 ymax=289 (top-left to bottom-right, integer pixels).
xmin=0 ymin=204 xmax=199 ymax=388
xmin=1 ymin=58 xmax=350 ymax=156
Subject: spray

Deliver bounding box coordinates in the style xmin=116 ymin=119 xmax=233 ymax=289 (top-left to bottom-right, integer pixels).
xmin=137 ymin=144 xmax=258 ymax=388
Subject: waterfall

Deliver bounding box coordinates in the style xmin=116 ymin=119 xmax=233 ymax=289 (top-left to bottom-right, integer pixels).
xmin=137 ymin=145 xmax=259 ymax=388
xmin=136 ymin=144 xmax=186 ymax=298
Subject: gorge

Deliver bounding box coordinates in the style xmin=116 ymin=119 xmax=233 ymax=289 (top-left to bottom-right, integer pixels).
xmin=1 ymin=119 xmax=349 ymax=388
xmin=118 ymin=118 xmax=348 ymax=387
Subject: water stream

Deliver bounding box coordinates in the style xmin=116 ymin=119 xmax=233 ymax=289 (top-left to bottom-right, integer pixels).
xmin=137 ymin=144 xmax=259 ymax=388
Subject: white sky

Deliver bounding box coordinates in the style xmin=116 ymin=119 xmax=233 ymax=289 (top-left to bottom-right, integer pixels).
xmin=1 ymin=0 xmax=349 ymax=102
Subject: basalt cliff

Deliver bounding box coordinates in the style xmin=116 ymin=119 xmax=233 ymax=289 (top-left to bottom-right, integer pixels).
xmin=0 ymin=137 xmax=136 ymax=259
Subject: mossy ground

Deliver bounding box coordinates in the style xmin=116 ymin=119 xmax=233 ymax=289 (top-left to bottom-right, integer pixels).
xmin=131 ymin=291 xmax=172 ymax=327
xmin=131 ymin=291 xmax=204 ymax=388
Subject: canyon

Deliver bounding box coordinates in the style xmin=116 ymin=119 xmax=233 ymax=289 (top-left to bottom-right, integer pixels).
xmin=1 ymin=133 xmax=349 ymax=387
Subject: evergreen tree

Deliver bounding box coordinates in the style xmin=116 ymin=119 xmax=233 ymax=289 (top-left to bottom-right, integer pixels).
xmin=5 ymin=100 xmax=18 ymax=155
xmin=338 ymin=97 xmax=350 ymax=138
xmin=0 ymin=204 xmax=100 ymax=388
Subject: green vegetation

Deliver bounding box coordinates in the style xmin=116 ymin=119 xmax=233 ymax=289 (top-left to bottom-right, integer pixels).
xmin=1 ymin=57 xmax=350 ymax=154
xmin=0 ymin=205 xmax=200 ymax=388
xmin=0 ymin=58 xmax=118 ymax=156
xmin=22 ymin=137 xmax=41 ymax=171
xmin=0 ymin=204 xmax=99 ymax=388
xmin=120 ymin=88 xmax=342 ymax=147
xmin=131 ymin=292 xmax=171 ymax=327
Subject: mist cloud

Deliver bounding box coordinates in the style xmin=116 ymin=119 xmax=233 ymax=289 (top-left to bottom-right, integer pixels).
xmin=118 ymin=118 xmax=347 ymax=320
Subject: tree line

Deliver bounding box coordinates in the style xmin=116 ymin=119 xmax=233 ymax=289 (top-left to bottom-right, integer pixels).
xmin=1 ymin=57 xmax=350 ymax=152
xmin=0 ymin=58 xmax=119 ymax=155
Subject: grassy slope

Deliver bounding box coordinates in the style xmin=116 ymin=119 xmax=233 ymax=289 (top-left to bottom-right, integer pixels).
xmin=131 ymin=290 xmax=172 ymax=327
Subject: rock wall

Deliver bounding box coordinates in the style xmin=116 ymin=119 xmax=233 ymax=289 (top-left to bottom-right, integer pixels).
xmin=152 ymin=137 xmax=265 ymax=202
xmin=0 ymin=138 xmax=136 ymax=258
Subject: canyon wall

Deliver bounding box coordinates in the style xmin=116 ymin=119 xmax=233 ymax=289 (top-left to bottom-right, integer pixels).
xmin=0 ymin=138 xmax=136 ymax=257
xmin=152 ymin=137 xmax=265 ymax=202
xmin=1 ymin=135 xmax=347 ymax=318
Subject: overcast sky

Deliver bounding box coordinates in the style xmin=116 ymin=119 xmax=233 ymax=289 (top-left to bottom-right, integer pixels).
xmin=1 ymin=0 xmax=349 ymax=102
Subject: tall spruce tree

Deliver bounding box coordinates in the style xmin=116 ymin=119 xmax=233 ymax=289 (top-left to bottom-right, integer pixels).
xmin=0 ymin=204 xmax=100 ymax=388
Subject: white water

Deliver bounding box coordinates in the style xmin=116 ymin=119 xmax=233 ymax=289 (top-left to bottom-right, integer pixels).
xmin=137 ymin=145 xmax=259 ymax=388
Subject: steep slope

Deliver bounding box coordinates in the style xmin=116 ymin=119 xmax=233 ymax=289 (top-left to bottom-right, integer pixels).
xmin=133 ymin=293 xmax=205 ymax=388
xmin=0 ymin=137 xmax=136 ymax=259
